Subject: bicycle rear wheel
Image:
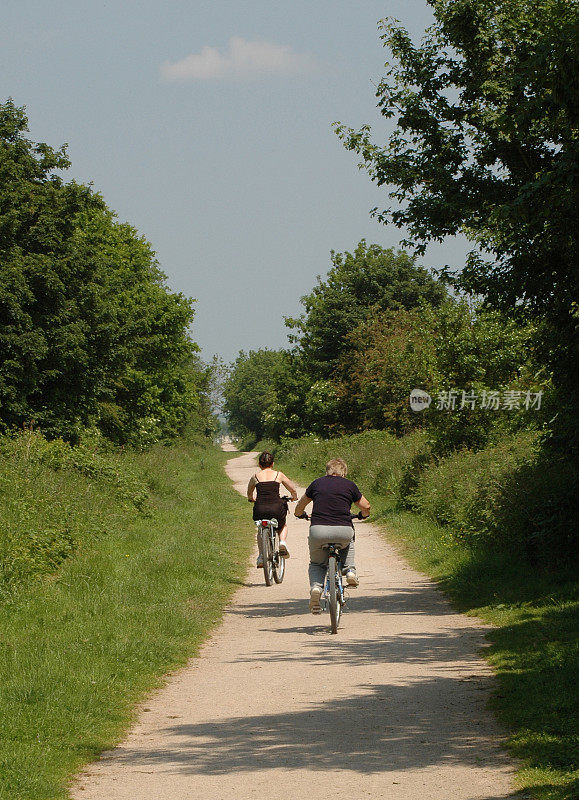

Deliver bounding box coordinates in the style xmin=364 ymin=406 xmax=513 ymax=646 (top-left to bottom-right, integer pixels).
xmin=261 ymin=527 xmax=274 ymax=586
xmin=328 ymin=555 xmax=340 ymax=633
xmin=273 ymin=531 xmax=285 ymax=583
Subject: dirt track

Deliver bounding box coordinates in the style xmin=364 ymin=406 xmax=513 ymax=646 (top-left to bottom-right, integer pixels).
xmin=71 ymin=448 xmax=515 ymax=799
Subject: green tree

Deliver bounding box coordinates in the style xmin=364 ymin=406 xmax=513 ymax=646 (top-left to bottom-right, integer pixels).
xmin=341 ymin=305 xmax=441 ymax=436
xmin=223 ymin=349 xmax=292 ymax=441
xmin=343 ymin=300 xmax=538 ymax=450
xmin=286 ymin=240 xmax=446 ymax=378
xmin=0 ymin=100 xmax=202 ymax=444
xmin=335 ymin=0 xmax=578 ymax=450
xmin=262 ymin=351 xmax=311 ymax=440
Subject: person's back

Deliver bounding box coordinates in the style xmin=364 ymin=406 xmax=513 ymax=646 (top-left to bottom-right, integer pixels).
xmin=247 ymin=452 xmax=298 ymax=564
xmin=254 ymin=470 xmax=282 ymax=506
xmin=306 ymin=474 xmax=362 ymax=527
xmin=294 ymin=457 xmax=370 ymax=613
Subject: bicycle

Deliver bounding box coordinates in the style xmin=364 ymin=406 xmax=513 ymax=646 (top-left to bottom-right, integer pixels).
xmin=255 ymin=496 xmax=291 ymax=586
xmin=299 ymin=511 xmax=365 ymax=634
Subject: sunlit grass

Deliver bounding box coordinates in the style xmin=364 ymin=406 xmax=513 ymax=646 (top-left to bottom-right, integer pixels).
xmin=0 ymin=442 xmax=252 ymax=800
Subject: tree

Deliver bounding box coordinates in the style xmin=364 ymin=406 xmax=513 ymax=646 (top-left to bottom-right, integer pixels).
xmin=340 ymin=305 xmax=441 ymax=435
xmin=335 ymin=0 xmax=578 ymax=450
xmin=223 ymin=349 xmax=292 ymax=441
xmin=286 ymin=240 xmax=446 ymax=377
xmin=341 ymin=300 xmax=538 ymax=450
xmin=0 ymin=100 xmax=202 ymax=444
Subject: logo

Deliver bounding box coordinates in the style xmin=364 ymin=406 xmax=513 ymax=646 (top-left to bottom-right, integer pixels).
xmin=410 ymin=389 xmax=432 ymax=412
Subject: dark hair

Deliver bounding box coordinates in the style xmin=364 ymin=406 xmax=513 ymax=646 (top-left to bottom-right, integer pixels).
xmin=258 ymin=451 xmax=275 ymax=469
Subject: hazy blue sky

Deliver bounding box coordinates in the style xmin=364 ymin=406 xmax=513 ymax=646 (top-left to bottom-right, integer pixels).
xmin=2 ymin=1 xmax=469 ymax=362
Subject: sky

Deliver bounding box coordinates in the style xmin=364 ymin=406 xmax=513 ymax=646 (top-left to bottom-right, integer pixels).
xmin=2 ymin=1 xmax=470 ymax=363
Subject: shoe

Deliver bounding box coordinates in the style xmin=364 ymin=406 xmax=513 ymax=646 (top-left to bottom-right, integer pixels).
xmin=256 ymin=554 xmax=264 ymax=568
xmin=345 ymin=569 xmax=359 ymax=587
xmin=309 ymin=586 xmax=322 ymax=614
xmin=278 ymin=542 xmax=290 ymax=558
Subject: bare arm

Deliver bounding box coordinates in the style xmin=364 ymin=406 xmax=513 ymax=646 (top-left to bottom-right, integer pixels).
xmin=247 ymin=474 xmax=257 ymax=502
xmin=279 ymin=472 xmax=298 ymax=501
xmin=294 ymin=493 xmax=312 ymax=517
xmin=354 ymin=494 xmax=371 ymax=518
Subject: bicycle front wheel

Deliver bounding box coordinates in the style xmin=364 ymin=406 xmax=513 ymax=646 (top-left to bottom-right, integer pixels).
xmin=261 ymin=527 xmax=274 ymax=586
xmin=328 ymin=555 xmax=340 ymax=633
xmin=273 ymin=532 xmax=285 ymax=583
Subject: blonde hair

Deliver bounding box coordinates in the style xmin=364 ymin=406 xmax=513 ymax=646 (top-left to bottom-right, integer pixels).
xmin=326 ymin=457 xmax=348 ymax=477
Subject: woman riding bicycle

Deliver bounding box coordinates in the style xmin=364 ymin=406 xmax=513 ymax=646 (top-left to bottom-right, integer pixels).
xmin=294 ymin=457 xmax=370 ymax=613
xmin=247 ymin=451 xmax=298 ymax=567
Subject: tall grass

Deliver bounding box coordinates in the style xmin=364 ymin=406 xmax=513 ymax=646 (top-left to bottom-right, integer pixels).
xmin=0 ymin=437 xmax=252 ymax=800
xmin=0 ymin=432 xmax=150 ymax=598
xmin=279 ymin=428 xmax=576 ymax=565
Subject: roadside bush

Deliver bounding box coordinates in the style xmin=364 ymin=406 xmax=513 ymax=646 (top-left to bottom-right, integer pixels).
xmin=0 ymin=431 xmax=151 ymax=597
xmin=408 ymin=432 xmax=537 ymax=527
xmin=235 ymin=436 xmax=278 ymax=453
xmin=280 ymin=428 xmax=576 ymax=566
xmin=279 ymin=429 xmax=430 ymax=497
xmin=408 ymin=431 xmax=577 ymax=563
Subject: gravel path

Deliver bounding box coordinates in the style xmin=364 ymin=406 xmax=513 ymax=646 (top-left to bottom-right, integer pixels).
xmin=71 ymin=448 xmax=515 ymax=799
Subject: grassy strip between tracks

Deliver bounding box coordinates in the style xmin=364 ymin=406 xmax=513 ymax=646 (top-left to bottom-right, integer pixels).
xmin=278 ymin=452 xmax=578 ymax=800
xmin=0 ymin=442 xmax=252 ymax=800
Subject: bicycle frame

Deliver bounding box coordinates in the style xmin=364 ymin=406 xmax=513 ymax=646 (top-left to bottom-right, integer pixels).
xmin=255 ymin=517 xmax=285 ymax=586
xmin=321 ymin=547 xmax=345 ymax=605
xmin=320 ymin=543 xmax=348 ymax=633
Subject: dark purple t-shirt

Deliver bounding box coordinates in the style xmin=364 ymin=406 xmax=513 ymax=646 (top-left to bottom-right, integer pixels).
xmin=305 ymin=475 xmax=362 ymax=527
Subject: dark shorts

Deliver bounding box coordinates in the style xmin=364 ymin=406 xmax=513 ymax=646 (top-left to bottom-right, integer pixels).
xmin=253 ymin=501 xmax=288 ymax=528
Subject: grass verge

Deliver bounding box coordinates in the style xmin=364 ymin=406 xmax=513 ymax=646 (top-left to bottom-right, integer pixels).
xmin=278 ymin=446 xmax=578 ymax=800
xmin=0 ymin=441 xmax=251 ymax=800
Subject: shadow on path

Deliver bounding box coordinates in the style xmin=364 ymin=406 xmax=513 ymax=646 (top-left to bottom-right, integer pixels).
xmin=111 ymin=680 xmax=509 ymax=778
xmin=228 ymin=581 xmax=458 ymax=620
xmin=231 ymin=628 xmax=489 ymax=669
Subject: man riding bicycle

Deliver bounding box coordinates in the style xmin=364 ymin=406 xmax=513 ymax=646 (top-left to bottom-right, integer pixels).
xmin=294 ymin=457 xmax=370 ymax=613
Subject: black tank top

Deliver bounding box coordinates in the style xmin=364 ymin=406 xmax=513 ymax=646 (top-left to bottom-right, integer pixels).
xmin=255 ymin=472 xmax=281 ymax=504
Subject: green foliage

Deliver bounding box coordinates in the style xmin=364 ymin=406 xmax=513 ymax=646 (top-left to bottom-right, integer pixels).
xmin=280 ymin=427 xmax=577 ymax=565
xmin=285 ymin=239 xmax=446 ymax=378
xmin=0 ymin=100 xmax=205 ymax=446
xmin=235 ymin=436 xmax=278 ymax=453
xmin=340 ymin=304 xmax=440 ymax=435
xmin=335 ymin=1 xmax=579 ymax=452
xmin=0 ymin=431 xmax=151 ymax=597
xmin=409 ymin=430 xmax=578 ymax=564
xmin=278 ymin=428 xmax=430 ymax=497
xmin=291 ymin=296 xmax=540 ymax=448
xmin=223 ymin=349 xmax=312 ymax=442
xmin=225 ymin=243 xmax=541 ymax=451
xmin=225 ymin=241 xmax=449 ymax=443
xmin=223 ymin=349 xmax=289 ymax=440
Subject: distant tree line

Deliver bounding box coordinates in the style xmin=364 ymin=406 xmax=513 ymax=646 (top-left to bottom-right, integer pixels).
xmin=223 ymin=241 xmax=541 ymax=455
xmin=0 ymin=100 xmax=212 ymax=446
